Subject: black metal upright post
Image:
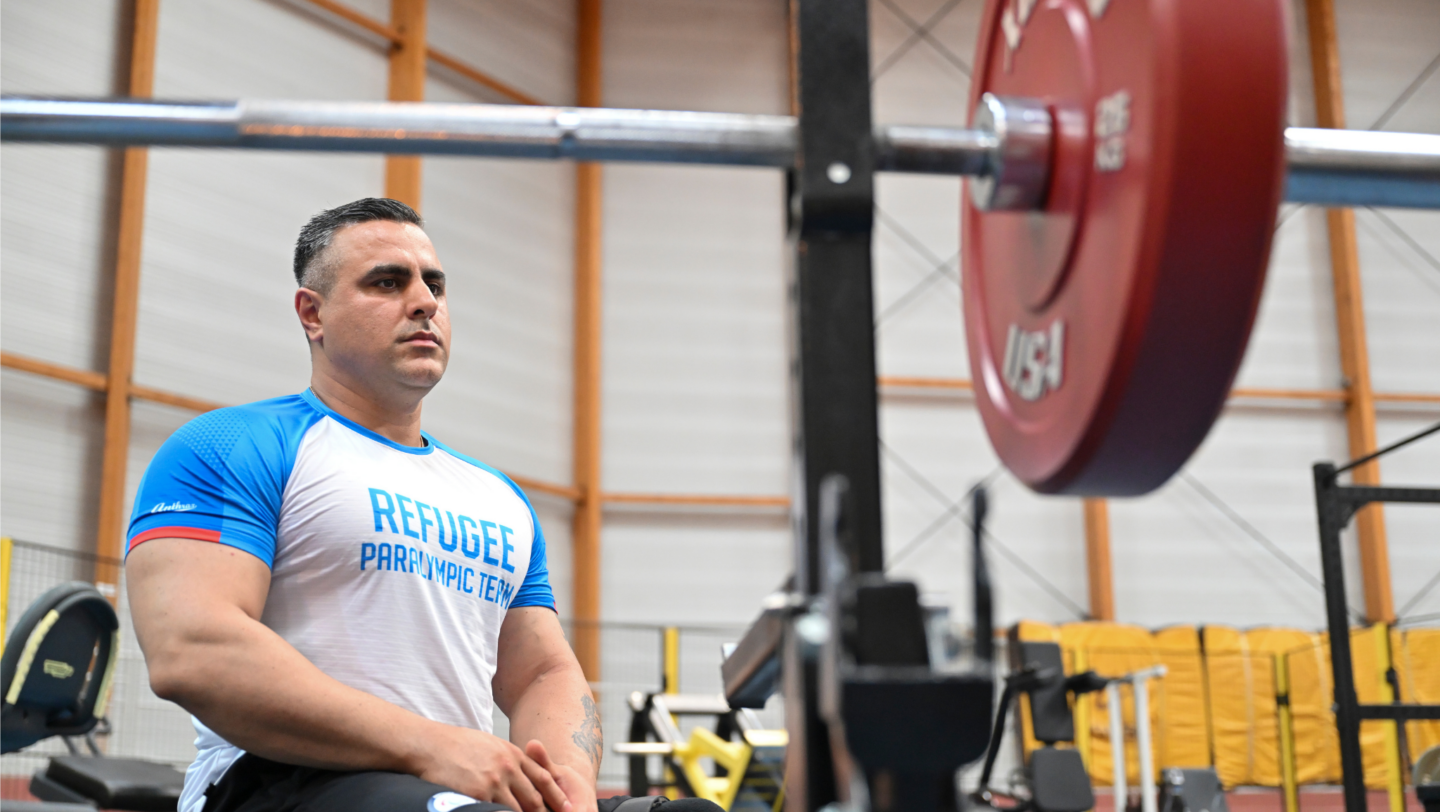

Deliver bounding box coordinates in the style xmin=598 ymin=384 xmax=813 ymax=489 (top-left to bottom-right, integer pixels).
xmin=783 ymin=1 xmax=881 ymax=810
xmin=1312 ymin=463 xmax=1368 ymax=812
xmin=787 ymin=0 xmax=883 ymax=589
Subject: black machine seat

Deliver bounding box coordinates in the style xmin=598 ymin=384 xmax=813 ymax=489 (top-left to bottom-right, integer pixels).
xmin=2 ymin=580 xmax=187 ymax=811
xmin=1 ymin=582 xmax=120 ymax=753
xmin=1015 ymin=641 xmax=1073 ymax=744
xmin=40 ymin=755 xmax=186 ymax=811
xmin=1029 ymin=747 xmax=1095 ymax=812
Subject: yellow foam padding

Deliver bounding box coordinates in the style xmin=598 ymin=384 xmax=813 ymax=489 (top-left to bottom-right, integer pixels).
xmin=1239 ymin=628 xmax=1318 ymax=787
xmin=1280 ymin=630 xmax=1394 ymax=789
xmin=1061 ymin=621 xmax=1159 ymax=786
xmin=1152 ymin=626 xmax=1210 ymax=771
xmin=1348 ymin=626 xmax=1395 ymax=790
xmin=1285 ymin=634 xmax=1342 ymax=784
xmin=1203 ymin=625 xmax=1258 ymax=787
xmin=1014 ymin=620 xmax=1062 ymax=761
xmin=1395 ymin=628 xmax=1440 ymax=768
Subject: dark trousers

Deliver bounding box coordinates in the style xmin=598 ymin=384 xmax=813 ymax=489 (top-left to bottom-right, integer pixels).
xmin=201 ymin=754 xmax=708 ymax=812
xmin=202 ymin=753 xmax=515 ymax=812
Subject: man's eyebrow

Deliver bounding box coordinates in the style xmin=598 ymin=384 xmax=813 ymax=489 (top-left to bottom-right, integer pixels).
xmin=421 ymin=268 xmax=446 ymax=283
xmin=361 ymin=264 xmax=412 ymax=280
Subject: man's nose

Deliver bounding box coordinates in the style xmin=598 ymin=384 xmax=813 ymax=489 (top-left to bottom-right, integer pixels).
xmin=408 ymin=280 xmax=439 ymax=320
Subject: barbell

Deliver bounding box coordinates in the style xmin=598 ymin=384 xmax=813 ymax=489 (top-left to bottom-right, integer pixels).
xmin=3 ymin=0 xmax=1438 ymax=496
xmin=2 ymin=98 xmax=1435 ymax=207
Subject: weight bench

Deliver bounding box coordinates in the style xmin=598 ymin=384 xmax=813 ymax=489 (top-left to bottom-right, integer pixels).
xmin=973 ymin=640 xmax=1109 ymax=812
xmin=2 ymin=581 xmax=186 ymax=810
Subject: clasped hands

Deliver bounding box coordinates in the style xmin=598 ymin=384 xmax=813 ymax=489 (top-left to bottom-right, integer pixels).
xmin=412 ymin=727 xmax=598 ymax=812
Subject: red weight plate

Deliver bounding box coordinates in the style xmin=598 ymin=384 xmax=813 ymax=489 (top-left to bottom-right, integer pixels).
xmin=962 ymin=0 xmax=1289 ymax=495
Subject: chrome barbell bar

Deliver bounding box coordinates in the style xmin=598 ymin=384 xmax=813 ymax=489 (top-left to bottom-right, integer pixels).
xmin=3 ymin=97 xmax=1438 ymax=209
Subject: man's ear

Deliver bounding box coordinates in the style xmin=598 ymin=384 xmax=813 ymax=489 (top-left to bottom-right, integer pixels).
xmin=295 ymin=288 xmax=324 ymax=344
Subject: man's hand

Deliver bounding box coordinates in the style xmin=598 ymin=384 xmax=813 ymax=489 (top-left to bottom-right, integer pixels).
xmin=526 ymin=740 xmax=598 ymax=812
xmin=409 ymin=727 xmax=572 ymax=812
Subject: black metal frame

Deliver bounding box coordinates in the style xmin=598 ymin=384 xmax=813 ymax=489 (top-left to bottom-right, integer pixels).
xmin=783 ymin=1 xmax=881 ymax=810
xmin=1313 ymin=461 xmax=1440 ymax=812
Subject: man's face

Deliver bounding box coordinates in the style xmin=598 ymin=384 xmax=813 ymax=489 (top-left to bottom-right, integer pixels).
xmin=304 ymin=220 xmax=450 ymax=396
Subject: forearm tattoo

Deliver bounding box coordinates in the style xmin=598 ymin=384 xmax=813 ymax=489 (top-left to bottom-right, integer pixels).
xmin=572 ymin=694 xmax=603 ymax=771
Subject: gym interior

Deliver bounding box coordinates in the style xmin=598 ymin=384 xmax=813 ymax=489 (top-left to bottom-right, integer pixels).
xmin=1 ymin=1 xmax=1437 ymax=812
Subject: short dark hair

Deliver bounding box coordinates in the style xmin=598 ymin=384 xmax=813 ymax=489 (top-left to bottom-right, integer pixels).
xmin=293 ymin=198 xmax=423 ymax=291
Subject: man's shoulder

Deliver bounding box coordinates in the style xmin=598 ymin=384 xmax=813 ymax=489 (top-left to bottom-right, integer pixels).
xmin=165 ymin=393 xmax=325 ymax=465
xmin=424 ymin=436 xmax=531 ymax=503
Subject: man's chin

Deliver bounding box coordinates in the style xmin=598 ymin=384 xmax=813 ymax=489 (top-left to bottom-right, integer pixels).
xmin=394 ymin=361 xmax=447 ymax=391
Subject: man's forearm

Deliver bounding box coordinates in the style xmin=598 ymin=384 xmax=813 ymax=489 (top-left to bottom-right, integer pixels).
xmin=506 ymin=666 xmax=602 ymax=779
xmin=147 ymin=608 xmax=437 ymax=773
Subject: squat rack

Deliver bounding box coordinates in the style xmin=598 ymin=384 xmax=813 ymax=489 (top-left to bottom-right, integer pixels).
xmin=1313 ymin=421 xmax=1440 ymax=812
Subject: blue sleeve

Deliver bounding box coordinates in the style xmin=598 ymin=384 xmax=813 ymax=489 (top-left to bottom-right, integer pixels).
xmin=509 ymin=509 xmax=555 ymax=611
xmin=126 ymin=396 xmax=319 ymax=567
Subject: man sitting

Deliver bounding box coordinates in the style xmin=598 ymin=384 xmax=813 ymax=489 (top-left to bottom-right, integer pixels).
xmin=127 ymin=198 xmax=602 ymax=812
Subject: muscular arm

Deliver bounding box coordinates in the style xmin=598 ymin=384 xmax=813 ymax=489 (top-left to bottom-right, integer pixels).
xmin=494 ymin=608 xmax=601 ymax=809
xmin=127 ymin=538 xmax=568 ymax=812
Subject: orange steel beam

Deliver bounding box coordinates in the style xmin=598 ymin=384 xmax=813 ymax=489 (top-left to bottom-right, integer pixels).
xmin=509 ymin=475 xmax=581 ymax=503
xmin=428 ymin=49 xmax=543 ymax=106
xmin=1 ymin=352 xmax=108 ymax=391
xmin=878 ymin=375 xmax=974 ymax=391
xmin=1083 ymin=499 xmax=1114 ymax=621
xmin=128 ymin=384 xmax=224 ymax=414
xmin=1306 ymin=0 xmax=1392 ymax=623
xmin=1230 ymin=387 xmax=1347 ymax=401
xmin=93 ymin=0 xmax=161 ymax=602
xmin=302 ymin=0 xmax=401 ymax=40
xmin=2 ymin=352 xmax=573 ymax=502
xmin=297 ymin=0 xmax=541 ymax=105
xmin=1372 ymin=392 xmax=1440 ymax=404
xmin=383 ymin=0 xmax=427 ymax=209
xmin=570 ymin=0 xmax=604 ymax=682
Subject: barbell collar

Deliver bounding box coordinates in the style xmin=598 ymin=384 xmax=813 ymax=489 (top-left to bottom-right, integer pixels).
xmin=3 ymin=96 xmax=1438 ymax=209
xmin=967 ymin=93 xmax=1053 ymax=212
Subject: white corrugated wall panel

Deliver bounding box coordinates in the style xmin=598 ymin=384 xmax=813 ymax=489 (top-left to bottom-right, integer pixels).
xmin=419 ymin=2 xmax=579 ymax=612
xmin=1 ymin=1 xmax=124 ymax=554
xmin=598 ymin=0 xmax=791 ymax=628
xmin=427 ymin=0 xmax=574 ymax=105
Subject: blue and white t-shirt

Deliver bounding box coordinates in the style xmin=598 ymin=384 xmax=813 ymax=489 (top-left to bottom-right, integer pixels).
xmin=126 ymin=389 xmax=554 ymax=811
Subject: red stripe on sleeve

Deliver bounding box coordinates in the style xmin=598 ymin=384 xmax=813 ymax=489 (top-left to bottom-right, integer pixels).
xmin=128 ymin=526 xmax=223 ymax=552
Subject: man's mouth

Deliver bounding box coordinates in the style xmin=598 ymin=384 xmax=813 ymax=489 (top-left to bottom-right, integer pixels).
xmin=401 ymin=331 xmax=441 ymax=348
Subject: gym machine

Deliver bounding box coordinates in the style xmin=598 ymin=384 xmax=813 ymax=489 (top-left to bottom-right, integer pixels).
xmin=971 ymin=639 xmax=1108 ymax=812
xmin=615 ymin=692 xmax=786 ymax=812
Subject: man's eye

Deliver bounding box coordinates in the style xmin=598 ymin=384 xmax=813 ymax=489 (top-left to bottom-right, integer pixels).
xmin=428 ymin=283 xmax=443 ymax=295
xmin=377 ymin=278 xmax=398 ymax=289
